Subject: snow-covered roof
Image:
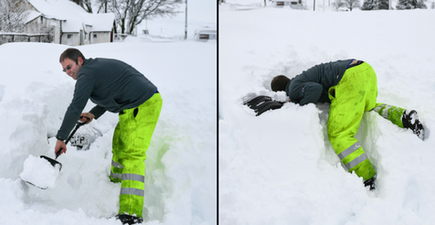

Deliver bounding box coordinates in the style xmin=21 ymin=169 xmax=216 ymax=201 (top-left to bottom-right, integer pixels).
xmin=26 ymin=0 xmax=115 ymax=32
xmin=25 ymin=10 xmax=42 ymax=24
xmin=62 ymin=19 xmax=84 ymax=33
xmin=90 ymin=13 xmax=116 ymax=32
xmin=27 ymin=0 xmax=77 ymax=20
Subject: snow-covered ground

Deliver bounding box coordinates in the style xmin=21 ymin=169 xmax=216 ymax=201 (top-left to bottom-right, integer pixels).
xmin=219 ymin=6 xmax=435 ymax=225
xmin=0 ymin=36 xmax=216 ymax=224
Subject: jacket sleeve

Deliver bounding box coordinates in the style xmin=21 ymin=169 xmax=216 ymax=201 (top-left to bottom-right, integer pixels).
xmin=298 ymin=82 xmax=323 ymax=106
xmin=89 ymin=105 xmax=107 ymax=119
xmin=56 ymin=74 xmax=95 ymax=141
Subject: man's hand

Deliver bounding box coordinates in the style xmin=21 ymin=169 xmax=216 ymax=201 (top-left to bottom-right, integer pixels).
xmin=55 ymin=139 xmax=67 ymax=156
xmin=80 ymin=112 xmax=95 ymax=124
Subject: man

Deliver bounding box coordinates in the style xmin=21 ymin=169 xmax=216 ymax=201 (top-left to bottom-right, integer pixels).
xmin=271 ymin=59 xmax=424 ymax=190
xmin=55 ymin=48 xmax=162 ymax=224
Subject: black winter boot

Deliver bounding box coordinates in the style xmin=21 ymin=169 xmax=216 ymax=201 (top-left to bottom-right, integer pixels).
xmin=115 ymin=214 xmax=143 ymax=225
xmin=364 ymin=177 xmax=376 ymax=191
xmin=402 ymin=110 xmax=424 ymax=140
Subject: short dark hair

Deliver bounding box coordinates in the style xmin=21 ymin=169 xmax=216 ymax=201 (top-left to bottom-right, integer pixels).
xmin=271 ymin=75 xmax=290 ymax=92
xmin=59 ymin=48 xmax=85 ymax=64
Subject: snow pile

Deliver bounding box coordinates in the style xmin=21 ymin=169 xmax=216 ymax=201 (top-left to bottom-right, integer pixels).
xmin=67 ymin=172 xmax=83 ymax=190
xmin=20 ymin=155 xmax=61 ymax=189
xmin=219 ymin=6 xmax=435 ymax=225
xmin=0 ymin=39 xmax=215 ymax=224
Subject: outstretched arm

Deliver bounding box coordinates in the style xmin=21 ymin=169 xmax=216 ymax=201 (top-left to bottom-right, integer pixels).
xmin=298 ymin=82 xmax=323 ymax=106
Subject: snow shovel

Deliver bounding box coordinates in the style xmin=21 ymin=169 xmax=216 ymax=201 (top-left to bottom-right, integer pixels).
xmin=21 ymin=117 xmax=90 ymax=190
xmin=40 ymin=117 xmax=91 ymax=170
xmin=244 ymin=95 xmax=284 ymax=116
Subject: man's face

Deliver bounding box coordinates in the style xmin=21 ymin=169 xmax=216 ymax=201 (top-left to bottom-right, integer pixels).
xmin=61 ymin=58 xmax=82 ymax=80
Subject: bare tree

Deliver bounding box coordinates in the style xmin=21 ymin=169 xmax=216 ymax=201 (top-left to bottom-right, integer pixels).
xmin=344 ymin=0 xmax=361 ymax=10
xmin=333 ymin=0 xmax=360 ymax=10
xmin=70 ymin=0 xmax=93 ymax=13
xmin=333 ymin=0 xmax=346 ymax=10
xmin=397 ymin=0 xmax=427 ymax=9
xmin=71 ymin=0 xmax=83 ymax=5
xmin=0 ymin=0 xmax=29 ymax=32
xmin=109 ymin=0 xmax=182 ymax=35
xmin=83 ymin=0 xmax=93 ymax=13
xmin=361 ymin=0 xmax=389 ymax=10
xmin=96 ymin=0 xmax=110 ymax=13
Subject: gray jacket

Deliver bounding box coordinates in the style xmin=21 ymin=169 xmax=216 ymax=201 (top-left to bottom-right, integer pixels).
xmin=285 ymin=59 xmax=354 ymax=105
xmin=56 ymin=58 xmax=157 ymax=140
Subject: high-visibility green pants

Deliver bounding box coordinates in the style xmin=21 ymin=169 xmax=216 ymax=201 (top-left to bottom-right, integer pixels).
xmin=110 ymin=93 xmax=162 ymax=218
xmin=372 ymin=103 xmax=406 ymax=128
xmin=327 ymin=63 xmax=377 ymax=181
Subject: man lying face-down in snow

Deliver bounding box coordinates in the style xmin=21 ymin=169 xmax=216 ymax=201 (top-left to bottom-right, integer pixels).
xmin=262 ymin=59 xmax=425 ymax=190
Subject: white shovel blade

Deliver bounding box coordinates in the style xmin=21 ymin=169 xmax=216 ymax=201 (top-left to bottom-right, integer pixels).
xmin=19 ymin=155 xmax=60 ymax=189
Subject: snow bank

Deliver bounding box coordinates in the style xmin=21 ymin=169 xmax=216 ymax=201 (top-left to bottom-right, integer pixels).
xmin=219 ymin=6 xmax=435 ymax=225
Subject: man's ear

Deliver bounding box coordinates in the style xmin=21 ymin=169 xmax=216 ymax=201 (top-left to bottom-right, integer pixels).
xmin=78 ymin=57 xmax=84 ymax=65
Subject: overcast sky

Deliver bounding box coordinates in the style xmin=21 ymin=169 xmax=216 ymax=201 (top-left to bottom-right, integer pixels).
xmin=187 ymin=0 xmax=216 ymax=23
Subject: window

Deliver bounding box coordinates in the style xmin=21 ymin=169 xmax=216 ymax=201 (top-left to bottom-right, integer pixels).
xmin=93 ymin=34 xmax=97 ymax=38
xmin=67 ymin=34 xmax=72 ymax=39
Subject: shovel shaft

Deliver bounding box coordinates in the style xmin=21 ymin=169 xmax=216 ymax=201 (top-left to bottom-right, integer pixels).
xmin=55 ymin=116 xmax=90 ymax=159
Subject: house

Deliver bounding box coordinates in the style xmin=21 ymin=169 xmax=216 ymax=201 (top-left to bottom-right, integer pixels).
xmin=275 ymin=0 xmax=305 ymax=9
xmin=194 ymin=27 xmax=217 ymax=41
xmin=24 ymin=0 xmax=116 ymax=46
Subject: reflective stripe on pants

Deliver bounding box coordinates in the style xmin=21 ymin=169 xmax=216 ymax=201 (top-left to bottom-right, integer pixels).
xmin=327 ymin=63 xmax=377 ymax=181
xmin=372 ymin=103 xmax=406 ymax=128
xmin=110 ymin=93 xmax=162 ymax=218
xmin=338 ymin=141 xmax=368 ymax=170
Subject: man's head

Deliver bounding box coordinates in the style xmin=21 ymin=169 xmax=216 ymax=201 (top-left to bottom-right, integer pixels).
xmin=271 ymin=75 xmax=290 ymax=92
xmin=59 ymin=48 xmax=86 ymax=80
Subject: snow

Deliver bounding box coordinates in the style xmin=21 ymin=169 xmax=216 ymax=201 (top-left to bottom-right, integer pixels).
xmin=19 ymin=155 xmax=61 ymax=189
xmin=67 ymin=172 xmax=83 ymax=189
xmin=0 ymin=33 xmax=216 ymax=225
xmin=27 ymin=0 xmax=115 ymax=32
xmin=219 ymin=5 xmax=435 ymax=225
xmin=27 ymin=0 xmax=87 ymax=21
xmin=24 ymin=10 xmax=42 ymax=24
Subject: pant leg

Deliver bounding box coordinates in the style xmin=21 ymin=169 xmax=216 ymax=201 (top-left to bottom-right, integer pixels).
xmin=114 ymin=93 xmax=162 ymax=218
xmin=372 ymin=103 xmax=406 ymax=128
xmin=327 ymin=63 xmax=377 ymax=181
xmin=110 ymin=123 xmax=123 ymax=183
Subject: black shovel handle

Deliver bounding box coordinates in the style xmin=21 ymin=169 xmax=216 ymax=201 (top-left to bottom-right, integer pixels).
xmin=55 ymin=116 xmax=90 ymax=159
